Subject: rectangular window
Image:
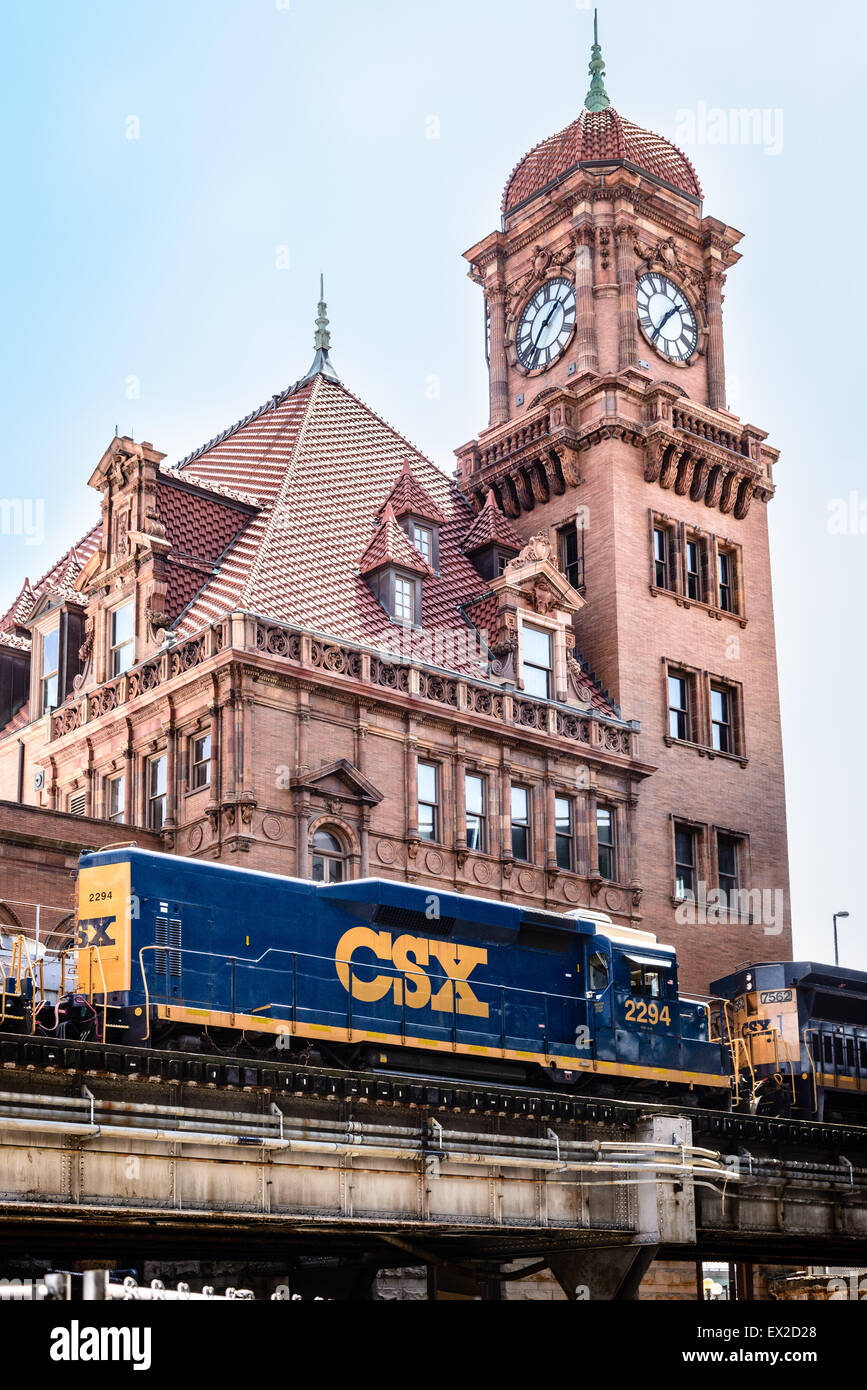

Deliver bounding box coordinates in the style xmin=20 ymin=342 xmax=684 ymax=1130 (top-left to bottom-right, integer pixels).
xmin=717 ymin=549 xmax=736 ymax=613
xmin=711 ymin=684 xmax=733 ymax=753
xmin=417 ymin=760 xmax=438 ymax=842
xmin=596 ymin=805 xmax=615 ymax=881
xmin=555 ymin=796 xmax=574 ymax=872
xmin=685 ymin=536 xmax=703 ymax=602
xmin=110 ymin=601 xmax=135 ymax=676
xmin=668 ymin=672 xmax=691 ymax=742
xmin=522 ymin=624 xmax=552 ymax=700
xmin=674 ymin=823 xmax=696 ymax=899
xmin=41 ymin=626 xmax=59 ymax=715
xmin=148 ymin=754 xmax=167 ymax=831
xmin=653 ymin=526 xmax=671 ymax=589
xmin=394 ymin=576 xmax=414 ymax=624
xmin=411 ymin=523 xmax=433 ymax=565
xmin=717 ymin=833 xmax=740 ymax=897
xmin=107 ymin=774 xmax=125 ymax=824
xmin=190 ymin=733 xmax=211 ymax=789
xmin=465 ymin=773 xmax=485 ymax=853
xmin=510 ymin=784 xmax=530 ymax=861
xmin=558 ymin=522 xmax=584 ymax=590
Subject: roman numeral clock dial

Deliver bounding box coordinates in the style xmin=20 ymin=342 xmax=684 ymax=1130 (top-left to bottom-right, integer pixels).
xmin=636 ymin=273 xmax=698 ymax=362
xmin=516 ymin=277 xmax=576 ymax=371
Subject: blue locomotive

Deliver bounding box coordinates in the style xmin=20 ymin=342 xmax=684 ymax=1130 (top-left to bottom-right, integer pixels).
xmin=23 ymin=846 xmax=863 ymax=1121
xmin=68 ymin=846 xmax=729 ymax=1104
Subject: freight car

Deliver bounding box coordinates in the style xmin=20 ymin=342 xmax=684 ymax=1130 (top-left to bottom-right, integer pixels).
xmin=65 ymin=846 xmax=729 ymax=1105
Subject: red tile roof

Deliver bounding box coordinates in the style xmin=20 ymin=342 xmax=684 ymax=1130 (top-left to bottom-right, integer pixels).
xmin=0 ymin=524 xmax=101 ymax=652
xmin=463 ymin=490 xmax=523 ymax=554
xmin=359 ymin=502 xmax=433 ymax=578
xmin=502 ymin=105 xmax=702 ymax=212
xmin=377 ymin=459 xmax=445 ymax=526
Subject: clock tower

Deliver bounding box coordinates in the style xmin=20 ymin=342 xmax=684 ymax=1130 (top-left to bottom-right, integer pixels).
xmin=456 ymin=15 xmax=791 ymax=990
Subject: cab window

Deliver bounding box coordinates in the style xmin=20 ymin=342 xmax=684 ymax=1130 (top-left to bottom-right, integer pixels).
xmin=588 ymin=951 xmax=609 ymax=992
xmin=629 ymin=965 xmax=664 ymax=998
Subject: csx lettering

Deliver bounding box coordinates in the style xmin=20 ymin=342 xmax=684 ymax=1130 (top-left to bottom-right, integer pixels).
xmin=76 ymin=917 xmax=117 ymax=948
xmin=335 ymin=927 xmax=488 ymax=1017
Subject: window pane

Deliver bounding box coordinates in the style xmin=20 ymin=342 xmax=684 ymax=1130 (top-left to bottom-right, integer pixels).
xmin=711 ymin=688 xmax=728 ymax=724
xmin=194 ymin=734 xmax=210 ymax=763
xmin=43 ymin=627 xmax=59 ymax=674
xmin=522 ymin=664 xmax=550 ymax=699
xmin=112 ymin=603 xmax=133 ymax=645
xmin=149 ymin=757 xmax=166 ymax=797
xmin=510 ymin=785 xmax=528 ymax=824
xmin=42 ymin=673 xmax=58 ymax=714
xmin=413 ymin=525 xmax=432 ymax=562
xmin=108 ymin=776 xmax=124 ymax=820
xmin=556 ymin=834 xmax=572 ymax=871
xmin=313 ymin=830 xmax=341 ymax=853
xmin=511 ymin=823 xmax=529 ymax=861
xmin=465 ymin=775 xmax=484 ymax=817
xmin=394 ymin=578 xmax=414 ymax=621
xmin=466 ymin=815 xmax=483 ymax=852
xmin=522 ymin=625 xmax=551 ymax=669
xmin=555 ymin=797 xmax=571 ymax=832
xmin=597 ymin=807 xmax=614 ymax=880
xmin=417 ymin=761 xmax=437 ymax=805
xmin=418 ymin=804 xmax=436 ymax=841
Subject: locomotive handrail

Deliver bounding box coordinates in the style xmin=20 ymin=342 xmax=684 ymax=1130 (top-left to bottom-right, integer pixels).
xmin=133 ymin=942 xmax=586 ymax=1059
xmin=803 ymin=1028 xmax=820 ymax=1113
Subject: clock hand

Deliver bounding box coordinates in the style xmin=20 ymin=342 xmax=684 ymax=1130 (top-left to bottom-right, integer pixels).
xmin=651 ymin=304 xmax=680 ymax=340
xmin=533 ymin=302 xmax=561 ymax=347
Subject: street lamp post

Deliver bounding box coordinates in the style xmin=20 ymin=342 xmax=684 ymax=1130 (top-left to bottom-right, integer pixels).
xmin=832 ymin=911 xmax=850 ymax=967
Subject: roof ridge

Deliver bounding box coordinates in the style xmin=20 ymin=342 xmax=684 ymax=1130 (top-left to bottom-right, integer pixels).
xmin=237 ymin=374 xmax=324 ymax=612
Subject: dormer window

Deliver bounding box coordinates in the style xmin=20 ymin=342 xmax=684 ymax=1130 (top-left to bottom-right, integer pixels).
xmin=110 ymin=601 xmax=134 ymax=676
xmin=521 ymin=623 xmax=553 ymax=699
xmin=410 ymin=522 xmax=434 ymax=566
xmin=394 ymin=575 xmax=415 ymax=623
xmin=41 ymin=626 xmax=59 ymax=714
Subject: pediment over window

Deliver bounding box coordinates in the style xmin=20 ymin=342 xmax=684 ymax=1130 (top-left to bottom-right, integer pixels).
xmin=292 ymin=758 xmax=383 ymax=807
xmin=491 ymin=532 xmax=585 ymax=617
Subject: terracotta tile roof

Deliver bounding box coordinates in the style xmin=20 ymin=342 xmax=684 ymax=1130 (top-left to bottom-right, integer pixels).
xmin=502 ymin=105 xmax=702 ymax=212
xmin=173 ymin=375 xmax=490 ymax=657
xmin=377 ymin=458 xmax=446 ymax=526
xmin=463 ymin=490 xmax=523 ymax=554
xmin=0 ymin=524 xmax=101 ymax=652
xmin=359 ymin=502 xmax=433 ymax=578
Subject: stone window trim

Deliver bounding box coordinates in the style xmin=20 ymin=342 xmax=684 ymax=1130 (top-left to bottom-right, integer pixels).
xmin=668 ymin=814 xmax=708 ymax=906
xmin=186 ymin=728 xmax=212 ymax=793
xmin=516 ymin=610 xmax=568 ymax=704
xmin=647 ymin=510 xmax=747 ymax=627
xmin=712 ymin=825 xmax=753 ymax=921
xmin=661 ymin=658 xmax=748 ymax=767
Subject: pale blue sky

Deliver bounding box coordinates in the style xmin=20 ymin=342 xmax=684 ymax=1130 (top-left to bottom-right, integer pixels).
xmin=0 ymin=0 xmax=864 ymax=966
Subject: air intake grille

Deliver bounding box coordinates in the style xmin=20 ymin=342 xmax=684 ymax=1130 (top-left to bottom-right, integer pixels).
xmin=154 ymin=916 xmax=182 ymax=977
xmin=373 ymin=904 xmax=455 ymax=936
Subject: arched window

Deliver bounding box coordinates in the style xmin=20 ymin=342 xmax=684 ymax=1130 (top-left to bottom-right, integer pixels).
xmin=311 ymin=829 xmax=346 ymax=884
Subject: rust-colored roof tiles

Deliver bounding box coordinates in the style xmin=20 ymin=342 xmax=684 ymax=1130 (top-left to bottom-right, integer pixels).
xmin=0 ymin=523 xmax=101 ymax=651
xmin=377 ymin=458 xmax=446 ymax=526
xmin=359 ymin=503 xmax=433 ymax=578
xmin=502 ymin=105 xmax=702 ymax=212
xmin=463 ymin=490 xmax=523 ymax=554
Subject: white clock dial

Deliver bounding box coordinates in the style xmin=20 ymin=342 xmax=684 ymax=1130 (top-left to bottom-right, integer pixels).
xmin=636 ymin=273 xmax=698 ymax=362
xmin=516 ymin=277 xmax=576 ymax=371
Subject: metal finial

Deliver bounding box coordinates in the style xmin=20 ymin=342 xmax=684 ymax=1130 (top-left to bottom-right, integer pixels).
xmin=313 ymin=273 xmax=331 ymax=352
xmin=299 ymin=275 xmax=340 ymax=384
xmin=584 ymin=8 xmax=611 ymax=113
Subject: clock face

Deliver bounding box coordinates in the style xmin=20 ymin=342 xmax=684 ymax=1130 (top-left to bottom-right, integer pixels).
xmin=516 ymin=277 xmax=576 ymax=371
xmin=636 ymin=273 xmax=698 ymax=362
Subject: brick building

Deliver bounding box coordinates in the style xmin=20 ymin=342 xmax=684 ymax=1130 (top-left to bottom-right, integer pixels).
xmin=0 ymin=32 xmax=789 ymax=993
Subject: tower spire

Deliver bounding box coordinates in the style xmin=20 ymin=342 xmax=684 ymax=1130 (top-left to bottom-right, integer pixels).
xmin=300 ymin=274 xmax=340 ymax=384
xmin=584 ymin=8 xmax=611 ymax=113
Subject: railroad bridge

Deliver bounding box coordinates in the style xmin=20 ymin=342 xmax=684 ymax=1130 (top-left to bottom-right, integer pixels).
xmin=0 ymin=1037 xmax=865 ymax=1300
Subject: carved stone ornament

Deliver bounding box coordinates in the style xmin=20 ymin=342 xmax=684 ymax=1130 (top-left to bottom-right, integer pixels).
xmin=505 ymin=242 xmax=575 ymax=321
xmin=489 ymin=633 xmax=518 ymax=681
xmin=509 ymin=532 xmax=554 ymax=567
xmin=634 ymin=235 xmax=707 ymax=310
xmin=530 ymin=577 xmax=557 ymax=615
xmin=567 ymin=655 xmax=592 ymax=705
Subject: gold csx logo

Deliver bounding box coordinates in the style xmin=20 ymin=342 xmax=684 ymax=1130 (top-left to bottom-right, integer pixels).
xmin=335 ymin=927 xmax=488 ymax=1017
